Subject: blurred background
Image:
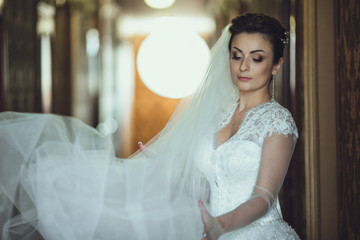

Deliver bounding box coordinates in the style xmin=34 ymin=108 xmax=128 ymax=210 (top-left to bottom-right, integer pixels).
xmin=0 ymin=0 xmax=359 ymax=239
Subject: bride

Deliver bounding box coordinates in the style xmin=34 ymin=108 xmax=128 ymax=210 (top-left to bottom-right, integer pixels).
xmin=0 ymin=13 xmax=300 ymax=240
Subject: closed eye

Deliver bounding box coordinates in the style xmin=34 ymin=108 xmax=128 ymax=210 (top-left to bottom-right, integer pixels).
xmin=253 ymin=58 xmax=263 ymax=62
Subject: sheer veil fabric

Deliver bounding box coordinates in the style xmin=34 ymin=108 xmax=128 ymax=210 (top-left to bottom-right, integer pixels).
xmin=0 ymin=25 xmax=238 ymax=239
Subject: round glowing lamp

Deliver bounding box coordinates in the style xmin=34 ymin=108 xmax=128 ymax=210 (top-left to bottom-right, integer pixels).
xmin=137 ymin=19 xmax=210 ymax=99
xmin=144 ymin=0 xmax=176 ymax=9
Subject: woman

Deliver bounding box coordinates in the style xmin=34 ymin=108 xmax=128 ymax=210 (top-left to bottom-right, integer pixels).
xmin=0 ymin=13 xmax=299 ymax=239
xmin=196 ymin=14 xmax=299 ymax=240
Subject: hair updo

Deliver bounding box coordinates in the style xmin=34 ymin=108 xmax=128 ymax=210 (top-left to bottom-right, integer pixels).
xmin=228 ymin=13 xmax=288 ymax=64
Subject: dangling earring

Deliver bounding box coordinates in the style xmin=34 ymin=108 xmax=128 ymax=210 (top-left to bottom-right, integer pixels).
xmin=231 ymin=84 xmax=239 ymax=102
xmin=272 ymin=75 xmax=276 ymax=100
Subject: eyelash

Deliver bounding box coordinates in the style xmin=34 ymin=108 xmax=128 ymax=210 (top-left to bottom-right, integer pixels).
xmin=253 ymin=58 xmax=263 ymax=62
xmin=231 ymin=56 xmax=263 ymax=62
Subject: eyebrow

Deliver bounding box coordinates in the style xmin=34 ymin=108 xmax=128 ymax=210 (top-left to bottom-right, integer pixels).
xmin=233 ymin=47 xmax=266 ymax=54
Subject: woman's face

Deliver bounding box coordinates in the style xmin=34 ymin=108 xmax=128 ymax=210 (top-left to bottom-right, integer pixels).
xmin=229 ymin=33 xmax=283 ymax=95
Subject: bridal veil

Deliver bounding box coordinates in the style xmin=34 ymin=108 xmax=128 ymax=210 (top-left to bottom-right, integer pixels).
xmin=0 ymin=25 xmax=237 ymax=239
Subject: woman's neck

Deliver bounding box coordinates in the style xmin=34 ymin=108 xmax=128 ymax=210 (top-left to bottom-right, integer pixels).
xmin=237 ymin=91 xmax=271 ymax=112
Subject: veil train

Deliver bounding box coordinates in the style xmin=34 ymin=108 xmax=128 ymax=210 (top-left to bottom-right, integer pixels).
xmin=0 ymin=25 xmax=236 ymax=240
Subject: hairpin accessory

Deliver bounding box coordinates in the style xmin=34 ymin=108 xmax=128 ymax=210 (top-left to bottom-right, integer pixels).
xmin=281 ymin=31 xmax=290 ymax=44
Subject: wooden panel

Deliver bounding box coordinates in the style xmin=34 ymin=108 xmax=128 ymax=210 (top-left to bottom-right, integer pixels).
xmin=53 ymin=4 xmax=72 ymax=116
xmin=0 ymin=14 xmax=4 ymax=111
xmin=1 ymin=0 xmax=40 ymax=112
xmin=316 ymin=0 xmax=338 ymax=238
xmin=335 ymin=0 xmax=360 ymax=239
xmin=293 ymin=0 xmax=320 ymax=239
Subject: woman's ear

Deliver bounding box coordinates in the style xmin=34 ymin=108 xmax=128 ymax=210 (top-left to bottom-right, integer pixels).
xmin=271 ymin=57 xmax=284 ymax=75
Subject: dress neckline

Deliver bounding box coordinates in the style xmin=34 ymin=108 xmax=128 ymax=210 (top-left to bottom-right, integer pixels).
xmin=214 ymin=100 xmax=275 ymax=151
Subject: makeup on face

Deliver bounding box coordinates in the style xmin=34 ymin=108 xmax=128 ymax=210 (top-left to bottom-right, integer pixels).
xmin=231 ymin=47 xmax=267 ymax=63
xmin=229 ymin=33 xmax=278 ymax=95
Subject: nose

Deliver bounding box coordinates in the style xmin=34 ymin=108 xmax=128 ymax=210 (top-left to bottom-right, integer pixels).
xmin=239 ymin=58 xmax=249 ymax=72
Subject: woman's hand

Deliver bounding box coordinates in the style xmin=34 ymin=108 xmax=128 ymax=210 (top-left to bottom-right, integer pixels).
xmin=198 ymin=200 xmax=225 ymax=240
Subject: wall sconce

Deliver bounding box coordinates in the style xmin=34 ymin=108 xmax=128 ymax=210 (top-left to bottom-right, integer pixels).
xmin=144 ymin=0 xmax=176 ymax=9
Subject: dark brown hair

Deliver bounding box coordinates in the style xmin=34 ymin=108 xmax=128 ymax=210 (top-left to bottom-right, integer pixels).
xmin=228 ymin=13 xmax=287 ymax=64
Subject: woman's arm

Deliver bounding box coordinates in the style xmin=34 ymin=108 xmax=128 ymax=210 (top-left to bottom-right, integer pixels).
xmin=200 ymin=133 xmax=296 ymax=240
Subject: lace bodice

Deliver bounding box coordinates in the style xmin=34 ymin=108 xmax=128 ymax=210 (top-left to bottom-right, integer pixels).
xmin=196 ymin=100 xmax=298 ymax=223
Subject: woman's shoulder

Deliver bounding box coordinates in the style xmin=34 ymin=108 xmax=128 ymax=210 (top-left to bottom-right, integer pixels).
xmin=260 ymin=101 xmax=298 ymax=138
xmin=264 ymin=101 xmax=294 ymax=117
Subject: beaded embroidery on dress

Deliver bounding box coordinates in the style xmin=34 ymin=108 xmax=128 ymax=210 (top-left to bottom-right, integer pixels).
xmin=197 ymin=100 xmax=300 ymax=240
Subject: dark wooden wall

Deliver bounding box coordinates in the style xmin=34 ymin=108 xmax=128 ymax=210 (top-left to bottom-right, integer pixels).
xmin=53 ymin=3 xmax=72 ymax=116
xmin=335 ymin=0 xmax=360 ymax=239
xmin=0 ymin=0 xmax=41 ymax=112
xmin=0 ymin=0 xmax=69 ymax=115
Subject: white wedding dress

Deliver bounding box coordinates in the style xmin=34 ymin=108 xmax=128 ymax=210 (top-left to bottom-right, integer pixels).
xmin=0 ymin=100 xmax=300 ymax=239
xmin=196 ymin=100 xmax=300 ymax=239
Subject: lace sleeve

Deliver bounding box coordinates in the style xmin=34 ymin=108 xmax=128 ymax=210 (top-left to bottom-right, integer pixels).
xmin=217 ymin=106 xmax=298 ymax=233
xmin=251 ymin=106 xmax=298 ymax=209
xmin=263 ymin=106 xmax=298 ymax=140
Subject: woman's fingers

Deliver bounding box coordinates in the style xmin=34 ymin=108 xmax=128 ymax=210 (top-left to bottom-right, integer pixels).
xmin=198 ymin=200 xmax=207 ymax=215
xmin=198 ymin=199 xmax=204 ymax=209
xmin=199 ymin=200 xmax=208 ymax=237
xmin=198 ymin=200 xmax=208 ymax=224
xmin=138 ymin=142 xmax=151 ymax=157
xmin=202 ymin=231 xmax=208 ymax=240
xmin=198 ymin=200 xmax=225 ymax=240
